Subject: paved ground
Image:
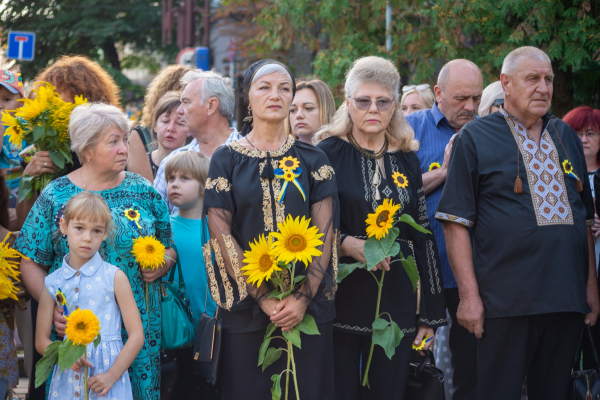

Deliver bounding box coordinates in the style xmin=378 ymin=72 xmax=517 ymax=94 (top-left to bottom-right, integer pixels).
xmin=12 ymin=376 xmax=28 ymax=400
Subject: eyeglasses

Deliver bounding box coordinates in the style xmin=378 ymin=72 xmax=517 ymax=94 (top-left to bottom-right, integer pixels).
xmin=492 ymin=98 xmax=504 ymax=107
xmin=577 ymin=131 xmax=600 ymax=139
xmin=349 ymin=97 xmax=395 ymax=111
xmin=402 ymin=84 xmax=430 ymax=93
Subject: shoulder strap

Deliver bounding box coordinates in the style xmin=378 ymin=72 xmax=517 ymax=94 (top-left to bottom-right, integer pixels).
xmin=168 ymin=243 xmax=185 ymax=286
xmin=573 ymin=325 xmax=600 ymax=370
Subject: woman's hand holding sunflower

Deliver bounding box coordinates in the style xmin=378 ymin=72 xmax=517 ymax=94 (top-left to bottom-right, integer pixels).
xmin=271 ymin=296 xmax=309 ymax=332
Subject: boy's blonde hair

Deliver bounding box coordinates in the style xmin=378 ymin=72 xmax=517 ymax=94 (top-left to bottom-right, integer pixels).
xmin=63 ymin=191 xmax=113 ymax=231
xmin=165 ymin=151 xmax=210 ymax=195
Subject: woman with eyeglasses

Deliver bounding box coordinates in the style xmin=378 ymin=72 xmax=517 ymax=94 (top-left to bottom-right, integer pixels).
xmin=400 ymin=83 xmax=435 ymax=116
xmin=314 ymin=56 xmax=446 ymax=400
xmin=478 ymin=81 xmax=505 ymax=117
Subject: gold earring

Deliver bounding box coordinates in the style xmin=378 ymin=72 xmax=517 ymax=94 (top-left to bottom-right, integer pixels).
xmin=248 ymin=105 xmax=252 ymax=116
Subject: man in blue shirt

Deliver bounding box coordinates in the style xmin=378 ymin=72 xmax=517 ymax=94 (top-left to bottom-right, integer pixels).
xmin=406 ymin=59 xmax=483 ymax=400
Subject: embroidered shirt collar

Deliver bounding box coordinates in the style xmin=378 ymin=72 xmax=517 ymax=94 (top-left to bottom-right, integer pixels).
xmin=61 ymin=252 xmax=102 ymax=279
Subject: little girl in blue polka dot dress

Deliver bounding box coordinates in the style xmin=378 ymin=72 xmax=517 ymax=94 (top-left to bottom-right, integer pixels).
xmin=36 ymin=192 xmax=144 ymax=400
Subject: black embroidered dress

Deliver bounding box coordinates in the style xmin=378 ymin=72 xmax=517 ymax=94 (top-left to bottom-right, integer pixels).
xmin=317 ymin=136 xmax=446 ymax=334
xmin=203 ymin=134 xmax=339 ymax=400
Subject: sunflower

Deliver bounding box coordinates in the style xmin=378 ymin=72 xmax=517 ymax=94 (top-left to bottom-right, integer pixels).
xmin=15 ymin=89 xmax=49 ymax=121
xmin=392 ymin=171 xmax=409 ymax=189
xmin=271 ymin=215 xmax=324 ymax=267
xmin=279 ymin=156 xmax=300 ymax=172
xmin=0 ymin=233 xmax=24 ymax=301
xmin=124 ymin=207 xmax=142 ymax=229
xmin=132 ymin=236 xmax=166 ymax=270
xmin=365 ymin=198 xmax=402 ymax=240
xmin=242 ymin=234 xmax=281 ymax=288
xmin=562 ymin=159 xmax=573 ymax=174
xmin=64 ymin=308 xmax=101 ymax=346
xmin=4 ymin=125 xmax=24 ymax=148
xmin=428 ymin=162 xmax=441 ymax=171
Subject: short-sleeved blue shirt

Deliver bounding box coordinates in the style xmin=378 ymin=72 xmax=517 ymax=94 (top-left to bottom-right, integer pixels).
xmin=406 ymin=103 xmax=458 ymax=289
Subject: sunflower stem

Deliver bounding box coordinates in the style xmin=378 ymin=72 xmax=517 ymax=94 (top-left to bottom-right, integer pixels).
xmin=362 ymin=269 xmax=385 ymax=387
xmin=84 ymin=352 xmax=89 ymax=400
xmin=285 ymin=339 xmax=290 ymax=400
xmin=289 ymin=339 xmax=300 ymax=400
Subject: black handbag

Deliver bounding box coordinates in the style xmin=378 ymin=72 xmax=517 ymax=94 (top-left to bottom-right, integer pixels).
xmin=569 ymin=325 xmax=600 ymax=400
xmin=193 ymin=306 xmax=221 ymax=385
xmin=405 ymin=350 xmax=446 ymax=400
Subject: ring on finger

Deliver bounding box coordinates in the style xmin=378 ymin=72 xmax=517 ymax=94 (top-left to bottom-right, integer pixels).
xmin=44 ymin=162 xmax=47 ymax=166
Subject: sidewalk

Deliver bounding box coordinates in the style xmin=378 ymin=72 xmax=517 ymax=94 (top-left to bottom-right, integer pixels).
xmin=12 ymin=376 xmax=28 ymax=400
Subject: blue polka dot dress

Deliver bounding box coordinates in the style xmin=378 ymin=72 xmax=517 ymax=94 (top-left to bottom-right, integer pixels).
xmin=45 ymin=253 xmax=134 ymax=400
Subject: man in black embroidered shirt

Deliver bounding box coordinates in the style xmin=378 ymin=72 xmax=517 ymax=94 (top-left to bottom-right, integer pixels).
xmin=436 ymin=46 xmax=600 ymax=399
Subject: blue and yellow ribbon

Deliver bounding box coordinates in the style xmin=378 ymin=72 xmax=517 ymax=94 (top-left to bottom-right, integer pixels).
xmin=274 ymin=167 xmax=306 ymax=203
xmin=55 ymin=288 xmax=70 ymax=316
xmin=562 ymin=159 xmax=581 ymax=182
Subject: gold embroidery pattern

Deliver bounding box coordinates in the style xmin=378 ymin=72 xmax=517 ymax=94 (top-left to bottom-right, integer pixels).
xmin=332 ymin=229 xmax=340 ymax=295
xmin=311 ymin=165 xmax=335 ymax=181
xmin=202 ymin=243 xmax=223 ymax=308
xmin=205 ymin=177 xmax=231 ymax=193
xmin=222 ymin=234 xmax=248 ymax=301
xmin=426 ymin=240 xmax=442 ymax=294
xmin=435 ymin=212 xmax=474 ymax=228
xmin=229 ymin=134 xmax=295 ymax=158
xmin=211 ymin=238 xmax=234 ymax=310
xmin=260 ymin=159 xmax=285 ymax=231
xmin=502 ymin=109 xmax=573 ymax=226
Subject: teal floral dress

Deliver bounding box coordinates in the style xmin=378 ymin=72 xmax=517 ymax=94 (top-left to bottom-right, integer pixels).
xmin=15 ymin=172 xmax=173 ymax=400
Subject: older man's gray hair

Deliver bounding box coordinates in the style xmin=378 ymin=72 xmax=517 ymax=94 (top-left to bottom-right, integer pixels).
xmin=501 ymin=46 xmax=552 ymax=76
xmin=69 ymin=103 xmax=131 ymax=160
xmin=181 ymin=69 xmax=235 ymax=120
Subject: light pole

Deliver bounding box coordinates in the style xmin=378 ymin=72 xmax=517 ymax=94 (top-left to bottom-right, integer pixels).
xmin=386 ymin=0 xmax=391 ymax=52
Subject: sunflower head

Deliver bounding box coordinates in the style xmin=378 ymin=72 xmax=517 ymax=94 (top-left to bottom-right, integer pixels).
xmin=279 ymin=156 xmax=300 ymax=172
xmin=365 ymin=198 xmax=402 ymax=240
xmin=562 ymin=159 xmax=573 ymax=174
xmin=392 ymin=171 xmax=409 ymax=189
xmin=428 ymin=162 xmax=441 ymax=171
xmin=65 ymin=308 xmax=101 ymax=346
xmin=132 ymin=236 xmax=166 ymax=270
xmin=124 ymin=208 xmax=140 ymax=221
xmin=242 ymin=234 xmax=281 ymax=288
xmin=271 ymin=215 xmax=324 ymax=267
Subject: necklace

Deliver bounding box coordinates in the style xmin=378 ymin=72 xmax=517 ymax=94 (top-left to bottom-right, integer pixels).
xmin=347 ymin=132 xmax=389 ymax=200
xmin=80 ymin=169 xmax=87 ymax=190
xmin=245 ymin=133 xmax=287 ymax=153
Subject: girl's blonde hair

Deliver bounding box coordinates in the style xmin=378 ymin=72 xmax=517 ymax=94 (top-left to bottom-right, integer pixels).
xmin=400 ymin=85 xmax=435 ymax=111
xmin=313 ymin=56 xmax=418 ymax=152
xmin=289 ymin=79 xmax=336 ymax=134
xmin=164 ymin=151 xmax=210 ymax=196
xmin=63 ymin=192 xmax=113 ymax=231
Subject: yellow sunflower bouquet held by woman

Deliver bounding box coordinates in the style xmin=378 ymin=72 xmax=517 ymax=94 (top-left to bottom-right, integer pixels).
xmin=131 ymin=235 xmax=167 ymax=313
xmin=35 ymin=308 xmax=101 ymax=400
xmin=337 ymin=198 xmax=432 ymax=387
xmin=0 ymin=82 xmax=88 ymax=202
xmin=242 ymin=215 xmax=324 ymax=400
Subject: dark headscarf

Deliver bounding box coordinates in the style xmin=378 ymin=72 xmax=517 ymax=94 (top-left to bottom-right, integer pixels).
xmin=240 ymin=59 xmax=296 ymax=138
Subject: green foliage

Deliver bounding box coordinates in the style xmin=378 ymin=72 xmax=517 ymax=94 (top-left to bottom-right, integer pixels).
xmin=364 ymin=229 xmax=400 ymax=269
xmin=262 ymin=347 xmax=283 ymax=372
xmin=372 ymin=317 xmax=404 ymax=360
xmin=35 ymin=341 xmax=61 ymax=388
xmin=337 ymin=261 xmax=367 ymax=283
xmin=400 ymin=256 xmax=419 ymax=292
xmin=57 ymin=339 xmax=86 ymax=372
xmin=282 ymin=327 xmax=301 ymax=349
xmin=296 ymin=314 xmax=320 ymax=335
xmin=271 ymin=374 xmax=282 ymax=400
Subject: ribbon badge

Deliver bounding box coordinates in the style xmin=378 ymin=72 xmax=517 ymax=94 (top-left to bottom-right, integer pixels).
xmin=275 ymin=156 xmax=306 ymax=203
xmin=124 ymin=207 xmax=142 ymax=229
xmin=562 ymin=159 xmax=580 ymax=182
xmin=55 ymin=288 xmax=70 ymax=316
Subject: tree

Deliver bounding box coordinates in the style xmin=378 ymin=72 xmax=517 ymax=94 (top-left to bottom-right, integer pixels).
xmin=221 ymin=0 xmax=600 ymax=116
xmin=0 ymin=0 xmax=178 ymax=95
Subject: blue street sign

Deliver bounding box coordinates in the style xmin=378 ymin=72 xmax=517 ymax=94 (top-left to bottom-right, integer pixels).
xmin=6 ymin=31 xmax=36 ymax=61
xmin=195 ymin=47 xmax=210 ymax=71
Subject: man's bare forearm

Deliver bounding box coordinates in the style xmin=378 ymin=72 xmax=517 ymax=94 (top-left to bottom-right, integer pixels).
xmin=443 ymin=221 xmax=478 ymax=298
xmin=423 ymin=168 xmax=448 ymax=195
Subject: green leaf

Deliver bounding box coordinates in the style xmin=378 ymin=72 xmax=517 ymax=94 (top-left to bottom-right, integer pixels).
xmin=267 ymin=290 xmax=280 ymax=300
xmin=401 ymin=256 xmax=419 ymax=292
xmin=293 ymin=275 xmax=307 ymax=284
xmin=337 ymin=262 xmax=366 ymax=283
xmin=271 ymin=374 xmax=282 ymax=400
xmin=57 ymin=340 xmax=86 ymax=372
xmin=32 ymin=125 xmax=45 ymax=141
xmin=17 ymin=175 xmax=34 ymax=203
xmin=296 ymin=314 xmax=320 ymax=336
xmin=48 ymin=151 xmax=65 ymax=169
xmin=399 ymin=214 xmax=431 ymax=234
xmin=93 ymin=334 xmax=101 ymax=348
xmin=265 ymin=323 xmax=277 ymax=339
xmin=262 ymin=347 xmax=283 ymax=372
xmin=380 ymin=227 xmax=399 ymax=254
xmin=364 ymin=238 xmax=400 ymax=269
xmin=282 ymin=327 xmax=302 ymax=349
xmin=35 ymin=341 xmax=61 ymax=388
xmin=372 ymin=318 xmax=404 ymax=360
xmin=59 ymin=147 xmax=73 ymax=165
xmin=258 ymin=337 xmax=273 ymax=366
xmin=5 ymin=171 xmax=22 ymax=180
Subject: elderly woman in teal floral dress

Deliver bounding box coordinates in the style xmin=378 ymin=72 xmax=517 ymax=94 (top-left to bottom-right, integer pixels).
xmin=15 ymin=103 xmax=175 ymax=400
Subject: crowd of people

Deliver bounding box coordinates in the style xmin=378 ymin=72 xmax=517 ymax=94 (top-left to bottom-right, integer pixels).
xmin=0 ymin=44 xmax=597 ymax=400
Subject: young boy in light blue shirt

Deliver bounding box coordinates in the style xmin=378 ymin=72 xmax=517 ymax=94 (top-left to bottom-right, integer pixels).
xmin=165 ymin=150 xmax=216 ymax=322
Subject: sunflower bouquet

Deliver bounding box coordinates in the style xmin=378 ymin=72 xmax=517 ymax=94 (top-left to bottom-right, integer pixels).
xmin=337 ymin=198 xmax=431 ymax=387
xmin=35 ymin=308 xmax=101 ymax=400
xmin=0 ymin=82 xmax=87 ymax=202
xmin=242 ymin=215 xmax=323 ymax=400
xmin=131 ymin=235 xmax=167 ymax=313
xmin=0 ymin=232 xmax=26 ymax=301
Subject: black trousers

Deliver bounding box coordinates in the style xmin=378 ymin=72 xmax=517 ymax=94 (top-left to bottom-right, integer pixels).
xmin=477 ymin=312 xmax=583 ymax=400
xmin=333 ymin=330 xmax=413 ymax=400
xmin=445 ymin=288 xmax=477 ymax=400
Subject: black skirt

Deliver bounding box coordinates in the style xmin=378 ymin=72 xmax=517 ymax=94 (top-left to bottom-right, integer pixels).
xmin=221 ymin=322 xmax=335 ymax=400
